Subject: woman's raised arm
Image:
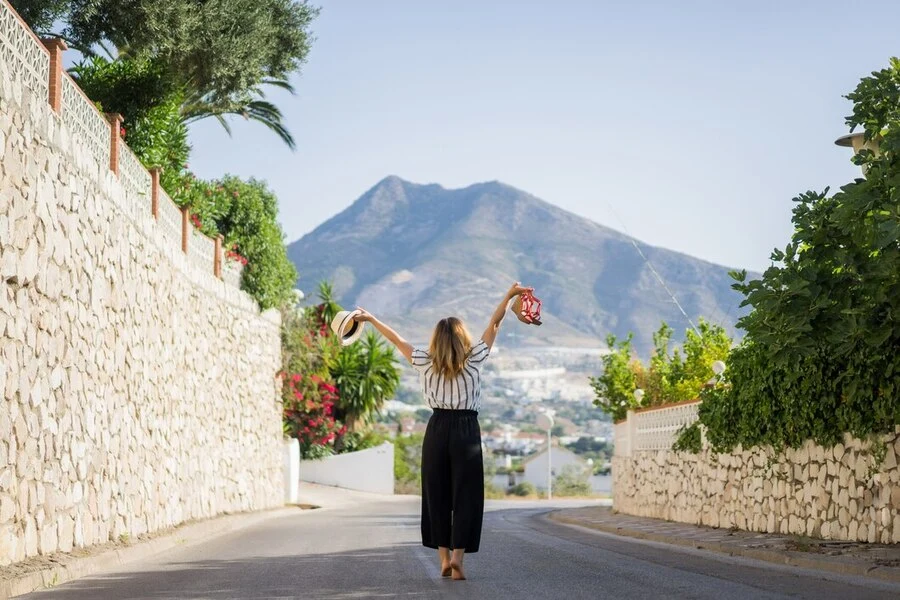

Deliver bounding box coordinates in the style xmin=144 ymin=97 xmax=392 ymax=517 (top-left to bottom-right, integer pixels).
xmin=481 ymin=282 xmax=532 ymax=350
xmin=353 ymin=308 xmax=414 ymax=362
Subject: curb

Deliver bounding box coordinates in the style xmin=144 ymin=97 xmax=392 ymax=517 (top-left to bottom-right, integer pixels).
xmin=0 ymin=506 xmax=305 ymax=599
xmin=548 ymin=512 xmax=900 ymax=585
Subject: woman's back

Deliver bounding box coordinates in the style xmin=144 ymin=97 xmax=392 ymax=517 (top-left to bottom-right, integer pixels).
xmin=410 ymin=340 xmax=490 ymax=411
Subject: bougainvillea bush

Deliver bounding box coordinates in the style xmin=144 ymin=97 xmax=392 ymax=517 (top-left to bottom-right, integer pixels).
xmin=281 ymin=372 xmax=346 ymax=459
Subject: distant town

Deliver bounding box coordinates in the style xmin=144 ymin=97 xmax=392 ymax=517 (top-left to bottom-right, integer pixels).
xmin=378 ymin=346 xmax=614 ymax=495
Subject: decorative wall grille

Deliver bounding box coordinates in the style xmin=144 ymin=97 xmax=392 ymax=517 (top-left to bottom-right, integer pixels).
xmin=158 ymin=190 xmax=183 ymax=250
xmin=189 ymin=231 xmax=216 ymax=278
xmin=222 ymin=262 xmax=243 ymax=288
xmin=633 ymin=402 xmax=700 ymax=452
xmin=117 ymin=140 xmax=151 ymax=219
xmin=0 ymin=1 xmax=49 ymax=98
xmin=61 ymin=75 xmax=109 ymax=168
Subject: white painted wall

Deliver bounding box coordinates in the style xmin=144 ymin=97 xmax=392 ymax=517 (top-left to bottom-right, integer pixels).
xmin=300 ymin=443 xmax=395 ymax=495
xmin=522 ymin=447 xmax=587 ymax=490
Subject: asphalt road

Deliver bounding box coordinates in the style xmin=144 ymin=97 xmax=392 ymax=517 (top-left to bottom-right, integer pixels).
xmin=18 ymin=494 xmax=900 ymax=599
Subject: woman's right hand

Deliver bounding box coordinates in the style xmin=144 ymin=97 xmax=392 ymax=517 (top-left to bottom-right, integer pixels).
xmin=507 ymin=282 xmax=533 ymax=299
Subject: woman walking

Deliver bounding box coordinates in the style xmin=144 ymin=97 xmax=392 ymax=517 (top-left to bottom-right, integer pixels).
xmin=353 ymin=282 xmax=532 ymax=580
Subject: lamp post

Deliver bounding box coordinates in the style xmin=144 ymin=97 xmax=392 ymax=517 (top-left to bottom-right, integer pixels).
xmin=633 ymin=388 xmax=644 ymax=404
xmin=835 ymin=132 xmax=880 ymax=176
xmin=536 ymin=411 xmax=555 ymax=500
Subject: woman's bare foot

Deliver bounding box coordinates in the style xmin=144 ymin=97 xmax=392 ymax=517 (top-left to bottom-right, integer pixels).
xmin=438 ymin=547 xmax=451 ymax=577
xmin=450 ymin=549 xmax=466 ymax=580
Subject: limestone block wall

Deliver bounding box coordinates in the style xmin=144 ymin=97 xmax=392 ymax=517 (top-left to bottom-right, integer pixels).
xmin=613 ymin=432 xmax=900 ymax=544
xmin=0 ymin=12 xmax=283 ymax=565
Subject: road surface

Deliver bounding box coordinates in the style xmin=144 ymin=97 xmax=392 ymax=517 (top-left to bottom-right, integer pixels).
xmin=19 ymin=493 xmax=900 ymax=599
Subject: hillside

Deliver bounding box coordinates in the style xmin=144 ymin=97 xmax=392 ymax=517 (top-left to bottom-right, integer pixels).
xmin=287 ymin=176 xmax=747 ymax=354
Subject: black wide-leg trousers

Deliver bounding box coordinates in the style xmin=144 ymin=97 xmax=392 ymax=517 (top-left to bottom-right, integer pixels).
xmin=421 ymin=408 xmax=484 ymax=553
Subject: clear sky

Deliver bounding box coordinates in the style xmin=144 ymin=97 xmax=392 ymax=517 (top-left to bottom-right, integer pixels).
xmin=185 ymin=0 xmax=898 ymax=272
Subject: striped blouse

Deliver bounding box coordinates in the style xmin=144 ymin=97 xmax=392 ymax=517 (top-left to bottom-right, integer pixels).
xmin=409 ymin=340 xmax=490 ymax=411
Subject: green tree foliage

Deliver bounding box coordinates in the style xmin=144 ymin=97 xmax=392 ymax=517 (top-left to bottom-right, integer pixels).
xmin=553 ymin=465 xmax=593 ymax=497
xmin=327 ymin=332 xmax=401 ymax=431
xmin=70 ymin=56 xmax=189 ymax=189
xmin=13 ymin=0 xmax=318 ymax=146
xmin=637 ymin=320 xmax=732 ymax=405
xmin=60 ymin=56 xmax=295 ymax=310
xmin=510 ymin=482 xmax=536 ymax=497
xmin=589 ymin=334 xmax=639 ymax=422
xmin=393 ymin=433 xmax=424 ymax=495
xmin=590 ymin=320 xmax=731 ymax=421
xmin=173 ymin=176 xmax=297 ymax=310
xmin=698 ymin=59 xmax=900 ymax=451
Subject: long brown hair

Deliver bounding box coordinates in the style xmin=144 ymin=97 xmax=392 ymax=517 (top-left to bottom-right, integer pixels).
xmin=429 ymin=317 xmax=473 ymax=379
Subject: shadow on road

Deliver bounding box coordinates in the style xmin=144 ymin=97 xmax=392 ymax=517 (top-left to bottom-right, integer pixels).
xmin=23 ymin=543 xmax=437 ymax=600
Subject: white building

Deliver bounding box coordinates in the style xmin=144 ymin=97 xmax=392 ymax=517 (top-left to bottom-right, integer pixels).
xmin=521 ymin=446 xmax=588 ymax=491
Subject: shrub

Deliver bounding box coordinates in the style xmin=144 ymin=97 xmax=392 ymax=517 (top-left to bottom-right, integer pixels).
xmin=591 ymin=320 xmax=731 ymax=421
xmin=281 ymin=372 xmax=345 ymax=460
xmin=170 ymin=175 xmax=297 ymax=309
xmin=510 ymin=482 xmax=535 ymax=497
xmin=673 ymin=422 xmax=702 ymax=453
xmin=394 ymin=433 xmax=424 ymax=494
xmin=70 ymin=56 xmax=189 ymax=190
xmin=553 ymin=465 xmax=593 ymax=497
xmin=337 ymin=429 xmax=387 ymax=454
xmin=697 ymin=59 xmax=900 ymax=452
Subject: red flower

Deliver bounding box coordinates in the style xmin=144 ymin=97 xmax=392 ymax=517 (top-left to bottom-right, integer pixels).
xmin=292 ymin=374 xmax=301 ymax=383
xmin=119 ymin=126 xmax=126 ymax=138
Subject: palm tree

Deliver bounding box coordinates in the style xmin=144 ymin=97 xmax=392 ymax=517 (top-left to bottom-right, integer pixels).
xmin=313 ymin=281 xmax=342 ymax=328
xmin=181 ymin=78 xmax=296 ymax=149
xmin=328 ymin=332 xmax=400 ymax=431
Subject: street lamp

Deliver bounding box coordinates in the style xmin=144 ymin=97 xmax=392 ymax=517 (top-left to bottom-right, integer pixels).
xmin=536 ymin=411 xmax=555 ymax=500
xmin=633 ymin=388 xmax=644 ymax=404
xmin=835 ymin=132 xmax=880 ymax=176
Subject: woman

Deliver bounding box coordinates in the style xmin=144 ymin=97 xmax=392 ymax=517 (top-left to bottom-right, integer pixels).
xmin=353 ymin=282 xmax=532 ymax=581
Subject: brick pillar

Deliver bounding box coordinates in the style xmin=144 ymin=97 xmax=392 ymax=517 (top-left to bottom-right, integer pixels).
xmin=214 ymin=235 xmax=223 ymax=278
xmin=106 ymin=113 xmax=124 ymax=175
xmin=41 ymin=38 xmax=67 ymax=113
xmin=181 ymin=208 xmax=190 ymax=254
xmin=149 ymin=168 xmax=161 ymax=219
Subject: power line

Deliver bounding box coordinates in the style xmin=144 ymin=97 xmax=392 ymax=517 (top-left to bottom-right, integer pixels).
xmin=603 ymin=200 xmax=700 ymax=336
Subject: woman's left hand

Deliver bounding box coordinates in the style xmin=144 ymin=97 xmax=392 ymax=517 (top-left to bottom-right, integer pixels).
xmin=353 ymin=307 xmax=374 ymax=322
xmin=507 ymin=282 xmax=533 ymax=299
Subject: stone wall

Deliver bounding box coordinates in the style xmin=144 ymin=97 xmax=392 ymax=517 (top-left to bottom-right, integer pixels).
xmin=0 ymin=31 xmax=283 ymax=564
xmin=613 ymin=431 xmax=900 ymax=544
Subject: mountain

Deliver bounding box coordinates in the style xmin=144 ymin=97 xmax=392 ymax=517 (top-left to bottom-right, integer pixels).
xmin=287 ymin=176 xmax=749 ymax=355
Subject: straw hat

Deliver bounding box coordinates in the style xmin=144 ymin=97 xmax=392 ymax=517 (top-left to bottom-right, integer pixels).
xmin=330 ymin=310 xmax=365 ymax=346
